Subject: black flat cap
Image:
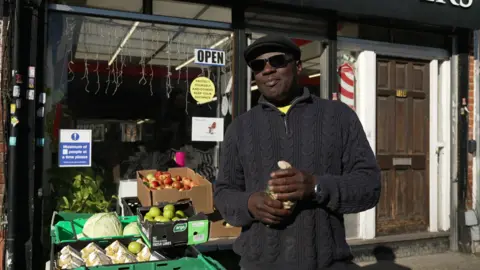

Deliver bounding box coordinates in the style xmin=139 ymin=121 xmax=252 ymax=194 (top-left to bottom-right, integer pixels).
xmin=244 ymin=35 xmax=301 ymax=64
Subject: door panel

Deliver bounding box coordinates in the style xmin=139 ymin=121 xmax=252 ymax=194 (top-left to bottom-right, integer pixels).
xmin=376 ymin=58 xmax=430 ymax=236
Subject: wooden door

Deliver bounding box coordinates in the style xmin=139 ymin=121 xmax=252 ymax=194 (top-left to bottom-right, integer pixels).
xmin=375 ymin=57 xmax=430 ymax=236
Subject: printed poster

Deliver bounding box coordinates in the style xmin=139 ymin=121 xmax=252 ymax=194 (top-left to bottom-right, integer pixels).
xmin=191 ymin=117 xmax=224 ymax=142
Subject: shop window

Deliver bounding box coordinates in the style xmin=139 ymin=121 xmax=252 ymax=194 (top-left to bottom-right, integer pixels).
xmin=51 ymin=0 xmax=143 ymax=13
xmin=248 ymin=32 xmax=322 ymax=109
xmin=45 ymin=12 xmax=233 ymax=213
xmin=153 ymin=0 xmax=231 ymax=23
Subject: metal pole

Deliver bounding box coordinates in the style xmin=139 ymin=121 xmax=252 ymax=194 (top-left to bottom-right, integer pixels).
xmin=451 ymin=28 xmax=472 ymax=253
xmin=26 ymin=1 xmax=41 ymax=268
xmin=458 ymin=29 xmax=471 ymax=253
xmin=6 ymin=0 xmax=23 ymax=269
xmin=214 ymin=67 xmax=221 ymax=171
xmin=232 ymin=4 xmax=247 ymax=118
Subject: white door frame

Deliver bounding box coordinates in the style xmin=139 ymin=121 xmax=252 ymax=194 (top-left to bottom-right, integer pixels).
xmin=338 ymin=37 xmax=451 ymax=239
xmin=438 ymin=60 xmax=452 ymax=231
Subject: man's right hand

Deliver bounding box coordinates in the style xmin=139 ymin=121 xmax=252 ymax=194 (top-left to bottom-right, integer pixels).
xmin=247 ymin=192 xmax=292 ymax=225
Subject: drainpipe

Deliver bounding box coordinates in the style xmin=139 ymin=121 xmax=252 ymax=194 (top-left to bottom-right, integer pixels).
xmin=6 ymin=0 xmax=23 ymax=269
xmin=456 ymin=29 xmax=472 ymax=253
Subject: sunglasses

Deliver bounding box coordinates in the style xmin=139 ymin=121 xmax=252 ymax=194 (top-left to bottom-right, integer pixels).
xmin=248 ymin=54 xmax=294 ymax=72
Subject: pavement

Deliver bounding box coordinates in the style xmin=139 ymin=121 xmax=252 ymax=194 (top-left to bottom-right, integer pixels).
xmin=357 ymin=252 xmax=480 ymax=270
xmin=205 ymin=250 xmax=480 ymax=270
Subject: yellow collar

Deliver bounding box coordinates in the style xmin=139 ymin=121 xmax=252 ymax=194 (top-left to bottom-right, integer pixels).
xmin=277 ymin=105 xmax=291 ymax=114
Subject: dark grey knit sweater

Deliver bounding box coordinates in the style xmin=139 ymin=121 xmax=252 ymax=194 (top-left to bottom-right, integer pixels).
xmin=214 ymin=88 xmax=381 ymax=270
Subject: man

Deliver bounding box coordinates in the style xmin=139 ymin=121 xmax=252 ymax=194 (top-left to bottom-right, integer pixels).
xmin=213 ymin=35 xmax=381 ymax=270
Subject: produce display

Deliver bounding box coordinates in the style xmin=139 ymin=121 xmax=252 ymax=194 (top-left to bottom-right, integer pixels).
xmin=79 ymin=212 xmax=140 ymax=239
xmin=266 ymin=161 xmax=296 ymax=210
xmin=51 ymin=199 xmax=225 ymax=269
xmin=56 ymin=239 xmax=161 ymax=269
xmin=123 ymin=222 xmax=141 ymax=235
xmin=143 ymin=204 xmax=188 ymax=223
xmin=141 ymin=171 xmax=199 ymax=191
xmin=81 ymin=212 xmax=123 ymax=238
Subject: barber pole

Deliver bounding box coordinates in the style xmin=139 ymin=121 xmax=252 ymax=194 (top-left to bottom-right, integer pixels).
xmin=338 ymin=63 xmax=355 ymax=110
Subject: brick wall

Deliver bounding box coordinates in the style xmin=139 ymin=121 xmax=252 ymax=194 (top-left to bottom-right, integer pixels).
xmin=467 ymin=27 xmax=477 ymax=211
xmin=467 ymin=54 xmax=474 ymax=210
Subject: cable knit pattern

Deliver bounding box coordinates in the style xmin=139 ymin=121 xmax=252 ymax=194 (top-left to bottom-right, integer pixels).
xmin=214 ymin=88 xmax=381 ymax=270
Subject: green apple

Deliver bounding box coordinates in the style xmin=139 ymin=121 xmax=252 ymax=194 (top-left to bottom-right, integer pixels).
xmin=175 ymin=210 xmax=186 ymax=218
xmin=163 ymin=204 xmax=175 ymax=213
xmin=148 ymin=207 xmax=161 ymax=217
xmin=155 ymin=216 xmax=170 ymax=223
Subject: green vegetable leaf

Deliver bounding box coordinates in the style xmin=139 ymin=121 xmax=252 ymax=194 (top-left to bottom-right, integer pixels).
xmin=62 ymin=196 xmax=70 ymax=208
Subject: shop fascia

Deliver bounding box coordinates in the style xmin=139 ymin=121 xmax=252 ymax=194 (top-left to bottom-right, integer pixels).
xmin=424 ymin=0 xmax=473 ymax=8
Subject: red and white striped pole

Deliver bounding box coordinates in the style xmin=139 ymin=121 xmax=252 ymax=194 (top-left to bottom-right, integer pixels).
xmin=338 ymin=63 xmax=355 ymax=110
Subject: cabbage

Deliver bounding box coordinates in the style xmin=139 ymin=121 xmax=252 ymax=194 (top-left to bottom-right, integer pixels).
xmin=123 ymin=222 xmax=141 ymax=236
xmin=82 ymin=212 xmax=123 ymax=238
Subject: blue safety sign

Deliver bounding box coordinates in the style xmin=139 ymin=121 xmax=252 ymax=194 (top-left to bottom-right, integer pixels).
xmin=58 ymin=129 xmax=92 ymax=167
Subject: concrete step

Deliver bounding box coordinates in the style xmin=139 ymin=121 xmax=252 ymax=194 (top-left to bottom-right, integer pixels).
xmin=357 ymin=252 xmax=480 ymax=270
xmin=350 ymin=232 xmax=450 ymax=263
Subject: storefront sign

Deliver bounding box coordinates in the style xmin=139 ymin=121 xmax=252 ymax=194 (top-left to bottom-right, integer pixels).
xmin=424 ymin=0 xmax=472 ymax=9
xmin=190 ymin=77 xmax=215 ymax=103
xmin=58 ymin=129 xmax=92 ymax=167
xmin=191 ymin=117 xmax=224 ymax=142
xmin=264 ymin=0 xmax=480 ymax=29
xmin=194 ymin=49 xmax=226 ymax=66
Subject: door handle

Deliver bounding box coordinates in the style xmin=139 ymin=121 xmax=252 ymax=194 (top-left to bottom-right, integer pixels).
xmin=436 ymin=143 xmax=445 ymax=155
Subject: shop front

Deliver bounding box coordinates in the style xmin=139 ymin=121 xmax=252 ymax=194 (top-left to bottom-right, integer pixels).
xmin=6 ymin=0 xmax=480 ymax=268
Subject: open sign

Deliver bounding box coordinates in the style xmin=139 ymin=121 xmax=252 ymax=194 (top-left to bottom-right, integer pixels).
xmin=194 ymin=48 xmax=226 ymax=66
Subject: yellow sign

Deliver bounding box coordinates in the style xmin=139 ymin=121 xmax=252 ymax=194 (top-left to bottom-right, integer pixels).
xmin=10 ymin=104 xmax=16 ymax=114
xmin=190 ymin=77 xmax=215 ymax=103
xmin=396 ymin=89 xmax=407 ymax=98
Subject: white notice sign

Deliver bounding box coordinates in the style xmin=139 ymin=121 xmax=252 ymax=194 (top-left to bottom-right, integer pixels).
xmin=194 ymin=48 xmax=226 ymax=66
xmin=191 ymin=117 xmax=224 ymax=142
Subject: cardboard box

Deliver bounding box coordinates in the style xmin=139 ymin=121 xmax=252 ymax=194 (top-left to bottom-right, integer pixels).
xmin=208 ymin=210 xmax=241 ymax=239
xmin=137 ymin=200 xmax=209 ymax=249
xmin=137 ymin=168 xmax=214 ymax=214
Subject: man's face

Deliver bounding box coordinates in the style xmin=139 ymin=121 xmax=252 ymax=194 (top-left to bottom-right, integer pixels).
xmin=251 ymin=52 xmax=302 ymax=102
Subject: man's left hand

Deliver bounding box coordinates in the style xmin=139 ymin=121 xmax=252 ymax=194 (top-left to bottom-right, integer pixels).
xmin=268 ymin=168 xmax=316 ymax=201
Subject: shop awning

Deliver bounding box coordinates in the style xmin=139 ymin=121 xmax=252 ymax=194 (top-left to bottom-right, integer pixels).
xmin=264 ymin=0 xmax=480 ymax=30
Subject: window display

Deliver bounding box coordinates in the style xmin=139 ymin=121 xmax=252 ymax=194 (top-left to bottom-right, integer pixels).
xmin=45 ymin=12 xmax=233 ymax=213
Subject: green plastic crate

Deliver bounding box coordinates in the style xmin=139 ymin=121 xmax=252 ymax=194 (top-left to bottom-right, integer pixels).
xmin=51 ymin=211 xmax=141 ymax=244
xmin=52 ymin=212 xmax=94 ymax=222
xmin=51 ymin=238 xmax=225 ymax=270
xmin=71 ymin=255 xmax=225 ymax=270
